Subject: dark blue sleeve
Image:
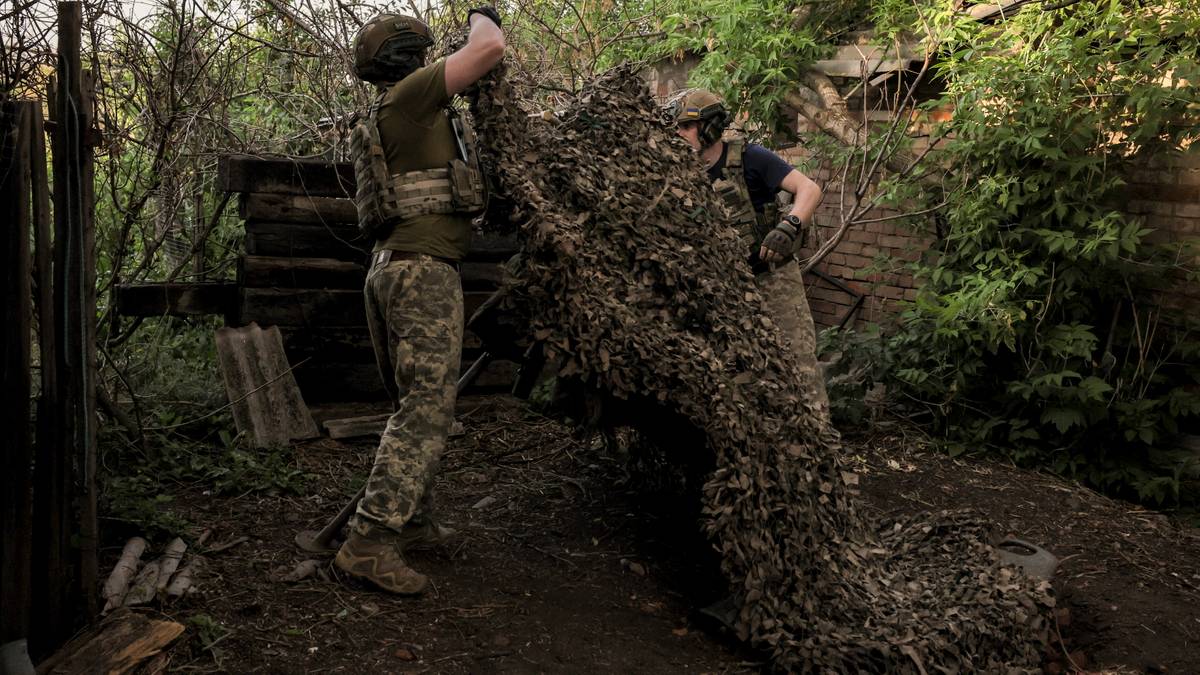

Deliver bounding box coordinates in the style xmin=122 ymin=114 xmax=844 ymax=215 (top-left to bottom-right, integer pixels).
xmin=742 ymin=143 xmax=795 ymax=210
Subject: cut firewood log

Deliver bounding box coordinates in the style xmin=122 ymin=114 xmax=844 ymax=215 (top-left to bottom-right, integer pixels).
xmin=164 ymin=557 xmax=203 ymax=600
xmin=323 ymin=412 xmax=390 ymax=439
xmin=154 ymin=537 xmax=188 ymax=597
xmin=101 ymin=537 xmax=147 ymax=614
xmin=122 ymin=560 xmax=161 ymax=607
xmin=39 ymin=608 xmax=184 ymax=675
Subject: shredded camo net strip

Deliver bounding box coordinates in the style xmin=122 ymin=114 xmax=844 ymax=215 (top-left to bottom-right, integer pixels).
xmin=467 ymin=64 xmax=1053 ymax=672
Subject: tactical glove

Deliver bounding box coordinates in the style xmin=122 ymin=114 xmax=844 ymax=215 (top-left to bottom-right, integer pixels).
xmin=760 ymin=220 xmax=799 ymax=260
xmin=467 ymin=6 xmax=502 ymax=28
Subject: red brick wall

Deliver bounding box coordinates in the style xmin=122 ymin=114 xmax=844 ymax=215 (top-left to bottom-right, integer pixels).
xmin=777 ymin=144 xmax=931 ymax=329
xmin=1124 ymin=146 xmax=1200 ymax=315
xmin=781 ymin=143 xmax=1200 ymax=330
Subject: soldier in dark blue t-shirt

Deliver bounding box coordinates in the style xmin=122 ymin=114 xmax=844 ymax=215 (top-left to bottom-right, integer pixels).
xmin=663 ymin=88 xmax=831 ymax=422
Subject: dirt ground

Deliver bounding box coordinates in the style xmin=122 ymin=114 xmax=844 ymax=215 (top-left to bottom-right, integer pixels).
xmin=139 ymin=395 xmax=1199 ymax=673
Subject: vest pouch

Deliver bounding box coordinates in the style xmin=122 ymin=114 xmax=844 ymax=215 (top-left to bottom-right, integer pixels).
xmin=349 ymin=118 xmax=394 ymax=239
xmin=447 ymin=158 xmax=486 ymax=214
xmin=712 ymin=176 xmax=758 ymax=248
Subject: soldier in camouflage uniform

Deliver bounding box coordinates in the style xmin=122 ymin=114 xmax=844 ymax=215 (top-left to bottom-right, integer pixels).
xmin=336 ymin=7 xmax=505 ymax=596
xmin=663 ymin=89 xmax=832 ymax=423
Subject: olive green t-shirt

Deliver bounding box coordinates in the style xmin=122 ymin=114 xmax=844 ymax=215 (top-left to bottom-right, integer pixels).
xmin=373 ymin=59 xmax=472 ymax=261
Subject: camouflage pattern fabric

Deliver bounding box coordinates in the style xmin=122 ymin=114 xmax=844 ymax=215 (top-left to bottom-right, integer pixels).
xmin=351 ymin=254 xmax=464 ymax=537
xmin=756 ymin=260 xmax=832 ymax=422
xmin=468 ymin=64 xmax=1053 ymax=672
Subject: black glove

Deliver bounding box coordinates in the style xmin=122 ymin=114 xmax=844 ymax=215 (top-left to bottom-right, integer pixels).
xmin=468 ymin=6 xmax=502 ymax=28
xmin=760 ymin=220 xmax=798 ymax=260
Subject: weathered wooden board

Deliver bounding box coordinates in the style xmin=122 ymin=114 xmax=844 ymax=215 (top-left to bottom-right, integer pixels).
xmin=279 ymin=326 xmax=375 ymax=364
xmin=293 ymin=362 xmax=386 ymax=402
xmin=239 ymin=288 xmax=496 ymax=328
xmin=240 ymin=288 xmax=366 ymax=327
xmin=239 ymin=255 xmax=365 ymax=289
xmin=214 ymin=322 xmax=320 ymax=447
xmin=243 ymin=220 xmax=518 ymax=264
xmin=323 ymin=412 xmax=391 ymax=439
xmin=464 ymin=232 xmax=521 ymax=261
xmin=115 ymin=281 xmax=239 ymax=317
xmin=239 ymin=193 xmax=359 ymax=225
xmin=244 ymin=222 xmax=371 ymax=261
xmin=239 ymin=256 xmax=504 ymax=291
xmin=461 ymin=261 xmax=507 ymax=288
xmin=218 ymin=155 xmax=354 ymax=197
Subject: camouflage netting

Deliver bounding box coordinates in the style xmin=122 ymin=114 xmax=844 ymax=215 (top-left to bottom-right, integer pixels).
xmin=467 ymin=64 xmax=1054 ymax=672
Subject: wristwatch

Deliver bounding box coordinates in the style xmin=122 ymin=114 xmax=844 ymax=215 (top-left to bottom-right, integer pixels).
xmin=781 ymin=214 xmax=803 ymax=228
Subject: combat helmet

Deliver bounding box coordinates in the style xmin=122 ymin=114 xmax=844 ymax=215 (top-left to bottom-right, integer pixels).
xmin=662 ymin=88 xmax=731 ymax=147
xmin=353 ymin=14 xmax=435 ymax=83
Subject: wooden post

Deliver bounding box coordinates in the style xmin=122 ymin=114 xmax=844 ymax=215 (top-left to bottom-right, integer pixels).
xmin=0 ymin=100 xmax=35 ymax=645
xmin=31 ymin=85 xmax=69 ymax=660
xmin=51 ymin=0 xmax=99 ymax=627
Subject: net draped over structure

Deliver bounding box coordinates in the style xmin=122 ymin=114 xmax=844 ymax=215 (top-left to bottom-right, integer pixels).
xmin=467 ymin=64 xmax=1053 ymax=673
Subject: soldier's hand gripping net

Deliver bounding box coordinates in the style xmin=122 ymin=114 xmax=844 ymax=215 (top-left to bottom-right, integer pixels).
xmin=759 ymin=220 xmax=798 ymax=262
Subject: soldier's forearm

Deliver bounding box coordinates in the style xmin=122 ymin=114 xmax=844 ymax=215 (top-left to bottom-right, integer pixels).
xmin=782 ymin=170 xmax=822 ymax=224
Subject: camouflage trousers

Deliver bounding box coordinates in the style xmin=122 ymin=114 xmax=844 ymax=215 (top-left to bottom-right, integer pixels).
xmin=351 ymin=253 xmax=464 ymax=538
xmin=756 ymin=260 xmax=832 ymax=425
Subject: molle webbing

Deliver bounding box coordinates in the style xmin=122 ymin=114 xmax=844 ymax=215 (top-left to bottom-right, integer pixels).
xmin=711 ymin=137 xmax=758 ymax=248
xmin=389 ymin=168 xmax=456 ymax=217
xmin=349 ymin=101 xmax=487 ymax=239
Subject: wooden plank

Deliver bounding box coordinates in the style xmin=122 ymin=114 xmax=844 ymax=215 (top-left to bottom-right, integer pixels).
xmin=811 ymin=58 xmax=918 ymax=78
xmin=244 ymin=218 xmax=360 ymax=237
xmin=32 ymin=79 xmax=69 ymax=661
xmin=238 ymin=288 xmax=494 ymax=328
xmin=114 ymin=282 xmax=238 ymax=317
xmin=239 ymin=288 xmax=365 ymax=327
xmin=239 ymin=192 xmax=358 ymax=225
xmin=242 ymin=221 xmax=516 ymax=264
xmin=244 ymin=222 xmax=371 ymax=261
xmin=41 ymin=609 xmax=184 ymax=675
xmin=239 ymin=256 xmax=502 ymax=290
xmin=294 ymin=362 xmax=387 ymax=402
xmin=215 ymin=323 xmax=321 ymax=448
xmin=217 ymin=154 xmax=354 ymax=197
xmin=1 ymin=100 xmax=34 ymax=645
xmin=466 ymin=232 xmax=521 ymax=262
xmin=240 ymin=255 xmax=365 ymax=289
xmin=51 ymin=0 xmax=99 ymax=625
xmin=279 ymin=326 xmax=375 ymax=364
xmin=461 ymin=261 xmax=506 ymax=288
xmin=323 ymin=412 xmax=391 ymax=439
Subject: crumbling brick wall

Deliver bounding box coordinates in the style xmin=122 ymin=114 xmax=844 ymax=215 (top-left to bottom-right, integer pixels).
xmin=1124 ymin=147 xmax=1200 ymax=316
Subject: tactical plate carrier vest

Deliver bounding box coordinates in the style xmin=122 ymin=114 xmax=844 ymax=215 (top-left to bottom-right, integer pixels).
xmin=350 ymin=99 xmax=487 ymax=239
xmin=711 ymin=137 xmax=779 ymax=253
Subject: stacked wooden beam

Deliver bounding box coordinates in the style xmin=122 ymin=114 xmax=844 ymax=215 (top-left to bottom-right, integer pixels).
xmin=218 ymin=155 xmax=517 ymax=402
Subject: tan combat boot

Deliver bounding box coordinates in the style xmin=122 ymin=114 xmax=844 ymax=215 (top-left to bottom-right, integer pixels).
xmin=334 ymin=530 xmax=428 ymax=595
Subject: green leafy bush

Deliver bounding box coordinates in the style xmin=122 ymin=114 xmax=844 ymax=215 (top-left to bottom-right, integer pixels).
xmin=887 ymin=0 xmax=1200 ymax=505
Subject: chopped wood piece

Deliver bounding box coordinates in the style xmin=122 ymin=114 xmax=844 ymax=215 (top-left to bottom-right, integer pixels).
xmin=41 ymin=609 xmax=185 ymax=675
xmin=164 ymin=557 xmax=204 ymax=599
xmin=207 ymin=536 xmax=249 ymax=553
xmin=122 ymin=560 xmax=160 ymax=607
xmin=154 ymin=538 xmax=188 ymax=596
xmin=101 ymin=537 xmax=147 ymax=614
xmin=323 ymin=412 xmax=391 ymax=439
